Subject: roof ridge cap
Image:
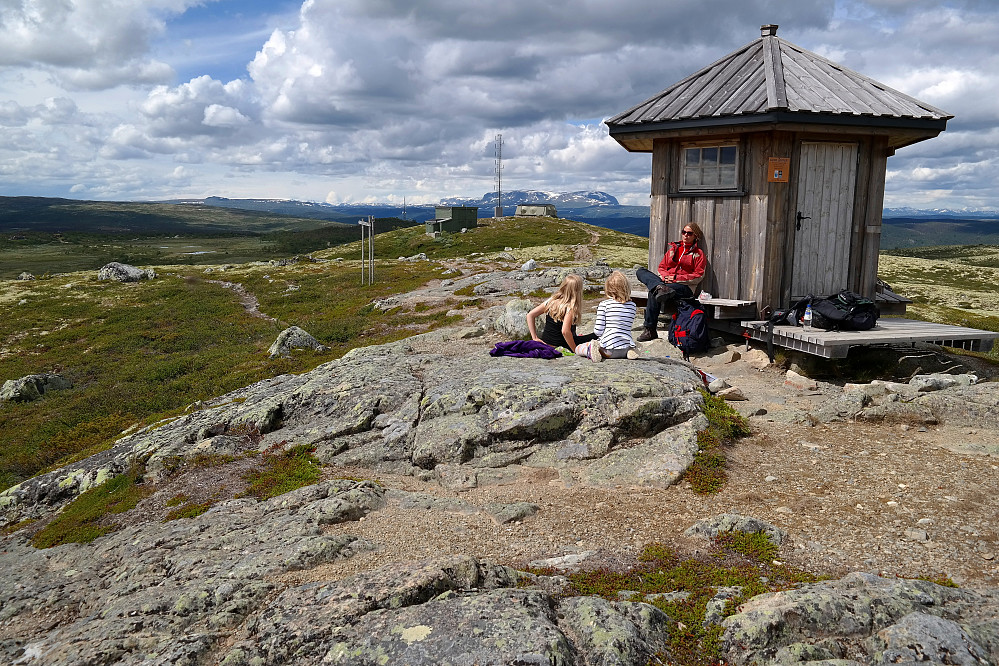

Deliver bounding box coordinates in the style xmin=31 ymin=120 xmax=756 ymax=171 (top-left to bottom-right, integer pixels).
xmin=763 ymin=35 xmax=788 ymax=110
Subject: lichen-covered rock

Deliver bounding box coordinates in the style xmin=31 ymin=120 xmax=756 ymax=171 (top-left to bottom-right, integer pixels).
xmin=720 ymin=572 xmax=999 ymax=666
xmin=1 ymin=330 xmax=705 ymax=525
xmin=866 ymin=612 xmax=992 ymax=666
xmin=97 ymin=261 xmax=156 ymax=282
xmin=267 ymin=325 xmax=328 ymax=358
xmin=220 ymin=556 xmax=673 ymax=666
xmin=808 ymin=380 xmax=999 ymax=430
xmin=0 ymin=373 xmax=72 ymax=403
xmin=909 ymin=372 xmax=977 ymax=392
xmin=0 ymin=479 xmax=381 ymax=666
xmin=492 ymin=298 xmax=534 ymax=339
xmin=685 ymin=513 xmax=787 ymax=546
xmin=558 ymin=596 xmax=672 ymax=665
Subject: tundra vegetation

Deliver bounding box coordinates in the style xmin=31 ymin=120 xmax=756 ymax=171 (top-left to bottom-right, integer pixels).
xmin=0 ymin=216 xmax=642 ymax=493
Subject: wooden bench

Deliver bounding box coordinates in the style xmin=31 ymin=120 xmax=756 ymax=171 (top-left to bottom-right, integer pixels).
xmin=630 ymin=290 xmax=756 ymax=320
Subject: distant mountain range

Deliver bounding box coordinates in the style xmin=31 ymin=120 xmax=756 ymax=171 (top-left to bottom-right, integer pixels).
xmin=176 ymin=194 xmax=999 ymax=245
xmin=439 ymin=190 xmax=620 ymax=208
xmin=883 ymin=207 xmax=999 ymax=219
xmin=5 ymin=193 xmax=999 ymax=249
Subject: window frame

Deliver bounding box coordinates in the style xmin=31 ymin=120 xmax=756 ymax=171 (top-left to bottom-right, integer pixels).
xmin=676 ymin=141 xmax=742 ymax=195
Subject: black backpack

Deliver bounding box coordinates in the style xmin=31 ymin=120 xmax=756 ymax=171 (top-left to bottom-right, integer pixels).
xmin=668 ymin=299 xmax=709 ymax=355
xmin=780 ymin=290 xmax=879 ymax=331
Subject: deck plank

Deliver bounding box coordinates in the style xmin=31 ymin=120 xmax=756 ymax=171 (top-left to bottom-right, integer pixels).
xmin=740 ymin=317 xmax=999 ymax=358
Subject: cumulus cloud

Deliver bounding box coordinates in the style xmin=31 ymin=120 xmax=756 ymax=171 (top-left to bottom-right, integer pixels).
xmin=0 ymin=0 xmax=204 ymax=89
xmin=2 ymin=0 xmax=999 ymax=208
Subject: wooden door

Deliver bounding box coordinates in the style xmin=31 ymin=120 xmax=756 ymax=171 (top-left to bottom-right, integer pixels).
xmin=790 ymin=142 xmax=857 ymax=298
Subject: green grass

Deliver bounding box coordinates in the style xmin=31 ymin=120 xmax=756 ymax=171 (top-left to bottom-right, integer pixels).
xmin=555 ymin=536 xmax=821 ymax=666
xmin=238 ymin=445 xmax=322 ymax=500
xmin=164 ymin=500 xmax=212 ymax=521
xmin=332 ymin=216 xmax=646 ymax=262
xmin=0 ymin=262 xmax=445 ymax=492
xmin=30 ymin=463 xmax=153 ymax=548
xmin=682 ymin=390 xmax=751 ymax=494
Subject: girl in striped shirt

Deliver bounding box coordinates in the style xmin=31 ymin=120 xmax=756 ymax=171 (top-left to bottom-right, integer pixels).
xmin=576 ymin=271 xmax=637 ymax=362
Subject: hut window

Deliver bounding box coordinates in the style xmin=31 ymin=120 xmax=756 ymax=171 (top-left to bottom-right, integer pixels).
xmin=681 ymin=145 xmax=738 ymax=190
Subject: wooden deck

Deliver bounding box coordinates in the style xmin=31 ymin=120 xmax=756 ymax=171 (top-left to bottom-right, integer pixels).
xmin=740 ymin=317 xmax=999 ymax=359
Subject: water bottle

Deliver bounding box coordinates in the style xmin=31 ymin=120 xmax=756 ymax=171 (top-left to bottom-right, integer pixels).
xmin=803 ymin=305 xmax=813 ymax=332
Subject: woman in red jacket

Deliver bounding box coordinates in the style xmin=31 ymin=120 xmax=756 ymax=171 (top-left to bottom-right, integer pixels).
xmin=636 ymin=222 xmax=706 ymax=341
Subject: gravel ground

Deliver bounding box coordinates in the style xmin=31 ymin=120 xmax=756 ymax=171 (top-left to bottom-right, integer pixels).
xmin=277 ymin=332 xmax=999 ymax=590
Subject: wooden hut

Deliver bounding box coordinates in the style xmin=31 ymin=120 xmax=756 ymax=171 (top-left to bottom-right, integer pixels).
xmin=605 ymin=24 xmax=952 ymax=316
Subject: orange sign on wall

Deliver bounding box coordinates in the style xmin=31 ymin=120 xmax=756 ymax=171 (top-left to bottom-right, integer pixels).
xmin=768 ymin=157 xmax=790 ymax=183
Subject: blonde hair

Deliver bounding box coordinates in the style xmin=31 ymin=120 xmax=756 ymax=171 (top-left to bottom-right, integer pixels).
xmin=545 ymin=274 xmax=583 ymax=323
xmin=604 ymin=271 xmax=631 ymax=303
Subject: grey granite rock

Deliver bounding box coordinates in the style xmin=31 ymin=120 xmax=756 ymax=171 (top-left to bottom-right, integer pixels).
xmin=0 ymin=479 xmax=381 ymax=666
xmin=721 ymin=572 xmax=999 ymax=666
xmin=867 ymin=612 xmax=992 ymax=666
xmin=0 ymin=373 xmax=72 ymax=403
xmin=267 ymin=325 xmax=328 ymax=358
xmin=2 ymin=333 xmax=706 ymax=524
xmin=685 ymin=513 xmax=788 ymax=546
xmin=97 ymin=261 xmax=156 ymax=282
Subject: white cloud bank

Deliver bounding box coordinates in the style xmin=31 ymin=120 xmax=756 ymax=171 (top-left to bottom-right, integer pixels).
xmin=0 ymin=0 xmax=998 ymax=208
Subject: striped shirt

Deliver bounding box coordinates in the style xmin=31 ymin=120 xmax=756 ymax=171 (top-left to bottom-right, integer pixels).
xmin=592 ymin=299 xmax=636 ymax=350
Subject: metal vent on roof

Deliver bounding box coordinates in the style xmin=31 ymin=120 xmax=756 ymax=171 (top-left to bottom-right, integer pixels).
xmin=761 ymin=24 xmax=778 ymax=37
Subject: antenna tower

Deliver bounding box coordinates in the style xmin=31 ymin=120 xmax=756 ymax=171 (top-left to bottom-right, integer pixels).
xmin=494 ymin=133 xmax=503 ymax=218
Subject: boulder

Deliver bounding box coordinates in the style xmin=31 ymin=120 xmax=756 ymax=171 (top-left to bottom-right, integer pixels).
xmin=492 ymin=298 xmax=534 ymax=339
xmin=716 ymin=386 xmax=746 ymax=401
xmin=97 ymin=262 xmax=156 ymax=282
xmin=784 ymin=369 xmax=817 ymax=391
xmin=0 ymin=373 xmax=72 ymax=403
xmin=721 ymin=572 xmax=999 ymax=666
xmin=16 ymin=272 xmax=34 ymax=280
xmin=685 ymin=513 xmax=787 ymax=546
xmin=267 ymin=325 xmax=329 ymax=358
xmin=0 ymin=479 xmax=383 ymax=666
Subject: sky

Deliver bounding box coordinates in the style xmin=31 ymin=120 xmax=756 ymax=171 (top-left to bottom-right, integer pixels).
xmin=2 ymin=0 xmax=998 ymax=210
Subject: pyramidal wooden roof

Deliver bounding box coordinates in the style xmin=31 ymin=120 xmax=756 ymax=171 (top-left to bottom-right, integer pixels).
xmin=606 ymin=25 xmax=952 ymax=150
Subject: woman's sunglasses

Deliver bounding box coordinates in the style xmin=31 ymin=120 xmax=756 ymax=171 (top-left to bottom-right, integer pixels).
xmin=681 ymin=230 xmax=695 ymax=236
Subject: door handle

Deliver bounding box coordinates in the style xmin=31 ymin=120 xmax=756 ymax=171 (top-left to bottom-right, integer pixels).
xmin=795 ymin=211 xmax=811 ymax=231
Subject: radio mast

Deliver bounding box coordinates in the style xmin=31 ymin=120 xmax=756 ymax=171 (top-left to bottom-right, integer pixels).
xmin=494 ymin=133 xmax=503 ymax=218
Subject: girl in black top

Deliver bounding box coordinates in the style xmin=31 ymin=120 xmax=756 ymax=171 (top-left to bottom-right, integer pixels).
xmin=526 ymin=274 xmax=596 ymax=350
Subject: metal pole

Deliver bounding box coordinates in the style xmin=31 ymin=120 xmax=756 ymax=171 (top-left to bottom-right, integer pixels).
xmin=368 ymin=215 xmax=374 ymax=285
xmin=359 ymin=218 xmax=367 ymax=285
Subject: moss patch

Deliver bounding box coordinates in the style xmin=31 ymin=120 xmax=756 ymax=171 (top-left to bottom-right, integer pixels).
xmin=552 ymin=536 xmax=821 ymax=666
xmin=164 ymin=500 xmax=212 ymax=521
xmin=30 ymin=463 xmax=153 ymax=548
xmin=682 ymin=390 xmax=750 ymax=494
xmin=238 ymin=444 xmax=322 ymax=501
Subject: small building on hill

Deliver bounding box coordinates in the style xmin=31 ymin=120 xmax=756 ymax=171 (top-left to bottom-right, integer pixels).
xmin=426 ymin=206 xmax=478 ymax=235
xmin=515 ymin=203 xmax=558 ymax=218
xmin=605 ymin=24 xmax=951 ymax=315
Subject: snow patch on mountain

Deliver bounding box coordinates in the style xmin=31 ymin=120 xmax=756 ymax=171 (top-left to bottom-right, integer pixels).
xmin=440 ymin=190 xmax=619 ymax=208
